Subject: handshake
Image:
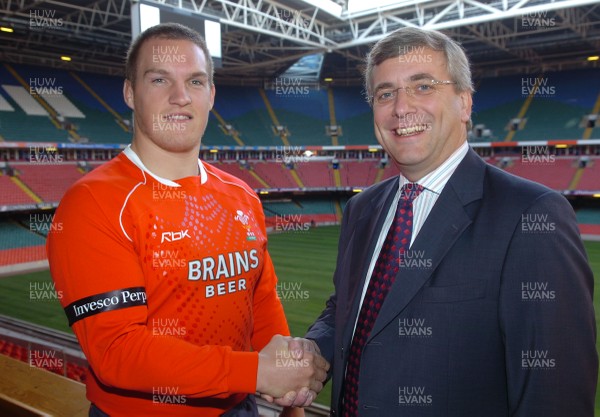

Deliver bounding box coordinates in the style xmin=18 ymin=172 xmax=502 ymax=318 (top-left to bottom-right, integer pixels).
xmin=257 ymin=335 xmax=330 ymax=408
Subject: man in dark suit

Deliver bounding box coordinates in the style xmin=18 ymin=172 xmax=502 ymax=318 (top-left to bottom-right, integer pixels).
xmin=304 ymin=27 xmax=597 ymax=416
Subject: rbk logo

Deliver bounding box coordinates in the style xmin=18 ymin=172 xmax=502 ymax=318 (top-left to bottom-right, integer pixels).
xmin=161 ymin=229 xmax=191 ymax=243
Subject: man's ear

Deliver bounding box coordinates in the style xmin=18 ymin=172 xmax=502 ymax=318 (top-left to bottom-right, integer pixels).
xmin=123 ymin=79 xmax=134 ymax=110
xmin=209 ymin=83 xmax=216 ymax=110
xmin=459 ymin=91 xmax=473 ymax=124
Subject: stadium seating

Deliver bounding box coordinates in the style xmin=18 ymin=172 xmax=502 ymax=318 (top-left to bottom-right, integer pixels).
xmin=472 ymin=69 xmax=600 ymax=142
xmin=263 ymin=198 xmax=338 ymax=230
xmin=252 ymin=162 xmax=299 ymax=188
xmin=2 ymin=64 xmax=599 ymax=145
xmin=501 ymin=157 xmax=577 ymax=190
xmin=0 ymin=221 xmax=46 ymax=251
xmin=331 ymin=87 xmax=374 ymax=145
xmin=0 ymin=338 xmax=86 ymax=382
xmin=340 ymin=160 xmax=380 ymax=187
xmin=210 ymin=87 xmax=277 ymax=146
xmin=294 ymin=161 xmax=335 ymax=187
xmin=14 ymin=163 xmax=84 ymax=203
xmin=0 ymin=175 xmax=35 ymax=205
xmin=210 ymin=161 xmax=267 ymax=189
xmin=577 ymin=158 xmax=600 ymax=191
xmin=0 ymin=220 xmax=47 ymax=267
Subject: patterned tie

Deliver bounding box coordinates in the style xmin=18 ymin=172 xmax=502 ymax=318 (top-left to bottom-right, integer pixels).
xmin=342 ymin=182 xmax=424 ymax=417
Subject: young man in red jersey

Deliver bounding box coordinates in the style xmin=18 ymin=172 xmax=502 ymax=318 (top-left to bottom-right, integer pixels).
xmin=47 ymin=23 xmax=328 ymax=417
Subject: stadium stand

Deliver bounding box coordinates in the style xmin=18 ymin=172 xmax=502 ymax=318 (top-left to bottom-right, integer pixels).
xmin=252 ymin=161 xmax=300 ymax=188
xmin=210 ymin=86 xmax=277 ymax=146
xmin=0 ymin=175 xmax=35 ymax=206
xmin=210 ymin=161 xmax=268 ymax=189
xmin=2 ymin=65 xmax=599 ymax=146
xmin=0 ymin=314 xmax=89 ymax=416
xmin=577 ymin=158 xmax=600 ymax=192
xmin=265 ymin=88 xmax=331 ymax=146
xmin=263 ymin=198 xmax=338 ymax=230
xmin=0 ymin=339 xmax=86 ymax=383
xmin=340 ymin=160 xmax=380 ymax=187
xmin=500 ymin=156 xmax=578 ymax=190
xmin=295 ymin=160 xmax=335 ymax=187
xmin=0 ymin=220 xmax=46 ymax=267
xmin=471 ymin=69 xmax=600 ymax=142
xmin=13 ymin=163 xmax=84 ymax=203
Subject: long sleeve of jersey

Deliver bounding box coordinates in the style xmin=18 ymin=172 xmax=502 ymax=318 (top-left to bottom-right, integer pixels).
xmin=47 ymin=152 xmax=289 ymax=416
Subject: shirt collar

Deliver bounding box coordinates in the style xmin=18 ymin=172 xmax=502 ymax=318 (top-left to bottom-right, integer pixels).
xmin=398 ymin=141 xmax=469 ymax=195
xmin=123 ymin=145 xmax=207 ymax=187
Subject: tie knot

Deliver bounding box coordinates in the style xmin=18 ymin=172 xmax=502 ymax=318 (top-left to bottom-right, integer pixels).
xmin=400 ymin=183 xmax=424 ymax=203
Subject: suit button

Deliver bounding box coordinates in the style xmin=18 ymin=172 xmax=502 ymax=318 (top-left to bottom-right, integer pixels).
xmin=340 ymin=347 xmax=344 ymax=359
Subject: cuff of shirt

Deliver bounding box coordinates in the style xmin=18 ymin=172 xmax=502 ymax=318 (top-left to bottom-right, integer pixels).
xmin=228 ymin=351 xmax=259 ymax=393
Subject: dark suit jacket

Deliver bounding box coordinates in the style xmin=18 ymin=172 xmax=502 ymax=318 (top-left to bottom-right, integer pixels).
xmin=307 ymin=148 xmax=597 ymax=416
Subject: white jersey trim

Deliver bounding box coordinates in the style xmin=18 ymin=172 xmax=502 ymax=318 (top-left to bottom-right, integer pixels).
xmin=206 ymin=169 xmax=260 ymax=203
xmin=119 ymin=146 xmax=208 ymax=242
xmin=119 ymin=170 xmax=146 ymax=243
xmin=123 ymin=145 xmax=207 ymax=186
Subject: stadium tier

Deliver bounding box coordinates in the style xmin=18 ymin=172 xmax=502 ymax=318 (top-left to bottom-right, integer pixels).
xmin=295 ymin=160 xmax=335 ymax=187
xmin=500 ymin=156 xmax=578 ymax=190
xmin=0 ymin=175 xmax=35 ymax=206
xmin=0 ymin=220 xmax=47 ymax=267
xmin=577 ymin=159 xmax=600 ymax=191
xmin=1 ymin=155 xmax=599 ymax=211
xmin=1 ymin=64 xmax=599 ymax=145
xmin=15 ymin=163 xmax=85 ymax=202
xmin=0 ymin=338 xmax=86 ymax=382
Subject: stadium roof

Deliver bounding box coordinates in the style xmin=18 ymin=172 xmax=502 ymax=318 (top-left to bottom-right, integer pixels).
xmin=0 ymin=0 xmax=598 ymax=85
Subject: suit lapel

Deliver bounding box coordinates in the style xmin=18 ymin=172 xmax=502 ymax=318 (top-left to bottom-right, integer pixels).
xmin=341 ymin=178 xmax=399 ymax=351
xmin=368 ymin=149 xmax=485 ymax=341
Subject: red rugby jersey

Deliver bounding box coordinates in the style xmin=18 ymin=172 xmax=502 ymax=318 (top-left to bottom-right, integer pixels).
xmin=47 ymin=147 xmax=289 ymax=416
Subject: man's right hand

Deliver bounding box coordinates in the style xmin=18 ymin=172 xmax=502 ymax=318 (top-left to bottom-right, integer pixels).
xmin=256 ymin=335 xmax=329 ymax=401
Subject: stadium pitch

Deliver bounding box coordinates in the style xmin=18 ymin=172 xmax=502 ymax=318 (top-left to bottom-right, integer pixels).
xmin=0 ymin=226 xmax=599 ymax=410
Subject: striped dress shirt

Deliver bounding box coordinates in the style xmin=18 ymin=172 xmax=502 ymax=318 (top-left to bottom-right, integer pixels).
xmin=352 ymin=141 xmax=469 ymax=332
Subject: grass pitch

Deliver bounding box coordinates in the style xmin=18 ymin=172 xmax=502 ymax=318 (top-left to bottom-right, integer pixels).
xmin=1 ymin=227 xmax=599 ymax=411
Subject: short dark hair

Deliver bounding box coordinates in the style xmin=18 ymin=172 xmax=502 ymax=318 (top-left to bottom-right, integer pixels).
xmin=125 ymin=22 xmax=214 ymax=86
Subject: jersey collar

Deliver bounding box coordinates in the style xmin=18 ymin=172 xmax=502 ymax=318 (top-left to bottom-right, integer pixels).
xmin=123 ymin=145 xmax=208 ymax=187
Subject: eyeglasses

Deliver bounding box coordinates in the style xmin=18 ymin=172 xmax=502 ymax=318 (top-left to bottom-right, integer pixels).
xmin=371 ymin=79 xmax=456 ymax=105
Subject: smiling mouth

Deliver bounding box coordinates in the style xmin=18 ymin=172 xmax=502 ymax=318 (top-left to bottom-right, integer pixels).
xmin=163 ymin=114 xmax=192 ymax=121
xmin=395 ymin=124 xmax=429 ymax=137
